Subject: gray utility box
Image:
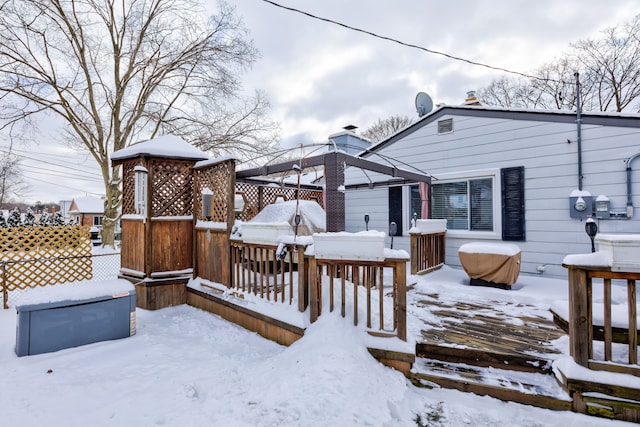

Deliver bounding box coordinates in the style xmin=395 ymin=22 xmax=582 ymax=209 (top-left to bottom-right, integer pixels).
xmin=16 ymin=287 xmax=136 ymax=357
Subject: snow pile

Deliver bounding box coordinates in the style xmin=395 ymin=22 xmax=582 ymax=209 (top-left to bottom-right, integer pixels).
xmin=0 ymin=264 xmax=634 ymax=425
xmin=14 ymin=279 xmax=134 ymax=307
xmin=249 ymin=200 xmax=326 ymax=235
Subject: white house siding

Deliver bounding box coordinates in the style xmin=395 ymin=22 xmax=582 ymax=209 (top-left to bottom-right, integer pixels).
xmin=343 ymin=107 xmax=640 ymax=279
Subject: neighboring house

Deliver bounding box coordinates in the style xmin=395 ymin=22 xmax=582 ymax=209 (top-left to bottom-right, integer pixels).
xmin=69 ymin=196 xmax=105 ymax=227
xmin=68 ymin=197 xmax=106 ymax=245
xmin=343 ymin=105 xmax=640 ymax=278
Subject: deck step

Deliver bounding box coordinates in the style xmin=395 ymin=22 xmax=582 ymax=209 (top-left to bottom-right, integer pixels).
xmin=554 ymin=362 xmax=640 ymax=422
xmin=412 ymin=357 xmax=572 ymax=411
xmin=416 ymin=343 xmax=553 ymax=374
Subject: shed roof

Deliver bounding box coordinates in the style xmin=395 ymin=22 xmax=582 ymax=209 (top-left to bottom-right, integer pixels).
xmin=111 ymin=135 xmax=209 ymax=162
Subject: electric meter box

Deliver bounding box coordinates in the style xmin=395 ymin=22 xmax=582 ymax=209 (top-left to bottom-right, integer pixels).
xmin=569 ymin=195 xmax=593 ymax=219
xmin=595 ymin=197 xmax=611 ymax=219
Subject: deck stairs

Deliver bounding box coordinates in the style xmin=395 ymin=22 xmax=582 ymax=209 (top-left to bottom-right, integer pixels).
xmin=411 ymin=344 xmax=572 ymax=411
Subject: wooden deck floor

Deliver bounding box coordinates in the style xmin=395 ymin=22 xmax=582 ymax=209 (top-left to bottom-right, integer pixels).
xmin=412 ymin=291 xmax=566 ymax=365
xmin=410 ymin=290 xmax=573 ymax=410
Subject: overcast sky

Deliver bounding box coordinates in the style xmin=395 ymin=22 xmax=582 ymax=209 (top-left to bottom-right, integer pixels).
xmin=7 ymin=0 xmax=640 ymax=205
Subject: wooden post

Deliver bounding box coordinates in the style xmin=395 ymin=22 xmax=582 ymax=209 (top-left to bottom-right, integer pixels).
xmin=1 ymin=261 xmax=7 ymax=310
xmin=567 ymin=266 xmax=591 ymax=366
xmin=410 ymin=233 xmax=418 ymax=275
xmin=297 ymin=247 xmax=308 ymax=312
xmin=309 ymin=256 xmax=319 ymax=323
xmin=628 ymin=279 xmax=638 ymax=365
xmin=395 ymin=260 xmax=407 ymax=341
xmin=604 ymin=278 xmax=612 ymax=361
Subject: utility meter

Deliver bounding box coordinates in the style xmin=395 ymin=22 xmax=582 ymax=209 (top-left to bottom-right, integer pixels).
xmin=595 ymin=195 xmax=611 ymax=219
xmin=569 ymin=191 xmax=593 ymax=219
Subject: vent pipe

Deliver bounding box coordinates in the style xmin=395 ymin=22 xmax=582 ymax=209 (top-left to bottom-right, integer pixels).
xmin=575 ymin=72 xmax=583 ymax=191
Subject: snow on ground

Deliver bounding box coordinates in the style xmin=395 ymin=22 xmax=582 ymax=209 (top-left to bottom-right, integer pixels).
xmin=0 ymin=266 xmax=636 ymax=426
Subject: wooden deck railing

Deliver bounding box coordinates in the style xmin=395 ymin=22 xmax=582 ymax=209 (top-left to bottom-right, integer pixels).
xmin=308 ymin=257 xmax=407 ymax=341
xmin=229 ymin=240 xmax=408 ymax=342
xmin=564 ymin=264 xmax=639 ymax=376
xmin=410 ymin=230 xmax=445 ymax=275
xmin=230 ymin=240 xmax=310 ymax=312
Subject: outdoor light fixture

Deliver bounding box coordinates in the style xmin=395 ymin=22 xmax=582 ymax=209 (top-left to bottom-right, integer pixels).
xmin=294 ymin=214 xmax=301 ymax=236
xmin=364 ymin=214 xmax=370 ymax=231
xmin=202 ymin=188 xmax=213 ymax=221
xmin=389 ymin=221 xmax=397 ymax=249
xmin=585 ymin=217 xmax=598 ymax=253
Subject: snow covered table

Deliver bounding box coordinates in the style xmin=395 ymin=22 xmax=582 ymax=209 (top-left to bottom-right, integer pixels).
xmin=15 ymin=280 xmax=136 ymax=356
xmin=458 ymin=242 xmax=521 ymax=290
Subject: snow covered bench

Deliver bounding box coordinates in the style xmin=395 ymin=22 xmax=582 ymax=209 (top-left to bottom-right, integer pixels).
xmin=15 ymin=280 xmax=136 ymax=356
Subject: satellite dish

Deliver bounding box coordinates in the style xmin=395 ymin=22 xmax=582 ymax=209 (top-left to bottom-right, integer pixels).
xmin=415 ymin=92 xmax=433 ymax=117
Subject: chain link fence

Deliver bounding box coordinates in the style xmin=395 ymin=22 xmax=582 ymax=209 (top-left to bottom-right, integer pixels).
xmin=1 ymin=252 xmax=121 ymax=309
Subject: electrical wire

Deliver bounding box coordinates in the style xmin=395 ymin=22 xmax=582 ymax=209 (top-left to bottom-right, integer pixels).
xmin=259 ymin=0 xmax=571 ymax=84
xmin=0 ymin=146 xmax=100 ymax=176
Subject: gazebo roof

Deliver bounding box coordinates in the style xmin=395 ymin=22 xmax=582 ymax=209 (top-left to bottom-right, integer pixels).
xmin=111 ymin=135 xmax=209 ymax=163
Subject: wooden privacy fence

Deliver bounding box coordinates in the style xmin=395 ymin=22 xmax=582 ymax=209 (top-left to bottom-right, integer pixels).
xmin=1 ymin=225 xmax=93 ymax=309
xmin=410 ymin=230 xmax=446 ymax=275
xmin=564 ymin=264 xmax=638 ymax=376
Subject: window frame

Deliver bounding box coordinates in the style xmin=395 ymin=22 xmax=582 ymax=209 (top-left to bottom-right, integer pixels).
xmin=426 ymin=168 xmax=502 ymax=240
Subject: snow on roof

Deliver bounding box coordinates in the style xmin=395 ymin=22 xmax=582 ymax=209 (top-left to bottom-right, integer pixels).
xmin=111 ymin=134 xmax=209 ymax=162
xmin=70 ymin=196 xmax=104 ymax=213
xmin=194 ymin=155 xmax=239 ymax=169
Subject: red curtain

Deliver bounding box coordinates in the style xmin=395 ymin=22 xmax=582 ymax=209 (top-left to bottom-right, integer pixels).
xmin=419 ymin=182 xmax=429 ymax=219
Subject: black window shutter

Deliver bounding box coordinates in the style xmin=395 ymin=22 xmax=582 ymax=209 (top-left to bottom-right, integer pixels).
xmin=388 ymin=187 xmax=403 ymax=236
xmin=501 ymin=166 xmax=525 ymax=241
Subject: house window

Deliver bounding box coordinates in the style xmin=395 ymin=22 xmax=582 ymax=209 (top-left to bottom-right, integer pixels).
xmin=93 ymin=216 xmax=102 ymax=226
xmin=432 ymin=178 xmax=493 ymax=231
xmin=437 ymin=118 xmax=453 ymax=134
xmin=425 ymin=167 xmax=525 ymax=240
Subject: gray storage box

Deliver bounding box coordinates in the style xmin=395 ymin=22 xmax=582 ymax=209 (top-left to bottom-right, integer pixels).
xmin=15 ymin=281 xmax=136 ymax=357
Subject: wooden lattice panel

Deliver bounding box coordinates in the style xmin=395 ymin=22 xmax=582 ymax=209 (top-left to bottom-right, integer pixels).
xmin=235 ymin=183 xmax=324 ymax=221
xmin=1 ymin=226 xmax=93 ymax=296
xmin=195 ymin=160 xmax=233 ymax=222
xmin=299 ymin=189 xmax=324 ymax=207
xmin=151 ymin=159 xmax=194 ymax=217
xmin=121 ymin=160 xmax=137 ymax=215
xmin=236 ymin=183 xmax=260 ymax=222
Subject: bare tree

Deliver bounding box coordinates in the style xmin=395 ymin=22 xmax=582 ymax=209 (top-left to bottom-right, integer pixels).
xmin=0 ymin=134 xmax=30 ymax=208
xmin=572 ymin=15 xmax=640 ymax=112
xmin=0 ymin=0 xmax=279 ymax=246
xmin=478 ymin=14 xmax=640 ymax=113
xmin=361 ymin=115 xmax=414 ymax=143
